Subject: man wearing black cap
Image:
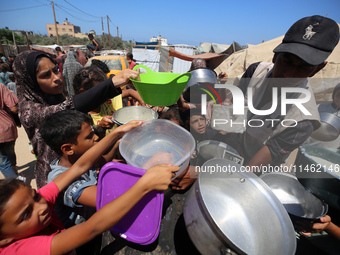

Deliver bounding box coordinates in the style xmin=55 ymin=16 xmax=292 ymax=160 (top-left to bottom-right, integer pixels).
xmin=226 ymin=15 xmax=340 ymax=171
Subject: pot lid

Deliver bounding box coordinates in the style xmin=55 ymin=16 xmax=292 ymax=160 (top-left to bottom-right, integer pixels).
xmin=196 ymin=159 xmax=296 ymax=255
xmin=96 ymin=162 xmax=163 ymax=245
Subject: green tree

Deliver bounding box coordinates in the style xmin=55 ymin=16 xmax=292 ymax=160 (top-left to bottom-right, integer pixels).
xmin=0 ymin=28 xmax=25 ymax=45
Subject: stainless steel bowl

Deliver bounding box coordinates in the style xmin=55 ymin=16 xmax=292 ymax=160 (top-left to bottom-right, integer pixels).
xmin=112 ymin=106 xmax=158 ymax=124
xmin=311 ymin=112 xmax=340 ymax=141
xmin=185 ymin=68 xmax=217 ymax=89
xmin=295 ymin=145 xmax=340 ymax=211
xmin=260 ymin=172 xmax=328 ymax=232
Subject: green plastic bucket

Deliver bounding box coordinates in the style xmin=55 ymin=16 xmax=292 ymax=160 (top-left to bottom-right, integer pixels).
xmin=130 ymin=65 xmax=191 ymax=106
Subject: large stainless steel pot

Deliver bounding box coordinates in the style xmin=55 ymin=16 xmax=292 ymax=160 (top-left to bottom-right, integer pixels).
xmin=185 ymin=68 xmax=217 ymax=89
xmin=112 ymin=106 xmax=158 ymax=125
xmin=183 ymin=159 xmax=296 ymax=255
xmin=260 ymin=172 xmax=328 ymax=232
xmin=311 ymin=112 xmax=340 ymax=141
xmin=295 ymin=145 xmax=340 ymax=211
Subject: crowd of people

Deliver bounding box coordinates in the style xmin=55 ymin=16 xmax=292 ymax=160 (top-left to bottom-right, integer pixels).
xmin=0 ymin=15 xmax=340 ymax=255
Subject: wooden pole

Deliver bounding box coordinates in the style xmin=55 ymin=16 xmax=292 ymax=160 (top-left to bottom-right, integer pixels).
xmin=12 ymin=31 xmax=18 ymax=54
xmin=101 ymin=17 xmax=105 ymax=49
xmin=52 ymin=1 xmax=60 ymax=45
xmin=25 ymin=32 xmax=30 ymax=48
xmin=107 ymin=15 xmax=111 ymax=50
xmin=0 ymin=40 xmax=4 ymax=56
xmin=117 ymin=26 xmax=119 ymax=37
xmin=165 ymin=50 xmax=170 ymax=72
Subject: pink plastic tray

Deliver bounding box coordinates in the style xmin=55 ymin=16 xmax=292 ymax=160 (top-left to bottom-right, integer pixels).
xmin=96 ymin=162 xmax=164 ymax=245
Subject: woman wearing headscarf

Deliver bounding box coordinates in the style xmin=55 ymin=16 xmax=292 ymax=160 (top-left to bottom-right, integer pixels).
xmin=13 ymin=50 xmax=139 ymax=188
xmin=62 ymin=51 xmax=83 ymax=96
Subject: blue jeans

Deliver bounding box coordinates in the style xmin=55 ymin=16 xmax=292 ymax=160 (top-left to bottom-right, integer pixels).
xmin=0 ymin=141 xmax=17 ymax=178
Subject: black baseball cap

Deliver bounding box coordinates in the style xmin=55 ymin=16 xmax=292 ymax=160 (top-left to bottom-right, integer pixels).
xmin=273 ymin=15 xmax=340 ymax=65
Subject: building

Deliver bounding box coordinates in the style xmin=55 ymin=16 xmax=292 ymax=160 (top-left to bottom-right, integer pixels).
xmin=46 ymin=18 xmax=81 ymax=37
xmin=150 ymin=36 xmax=168 ymax=46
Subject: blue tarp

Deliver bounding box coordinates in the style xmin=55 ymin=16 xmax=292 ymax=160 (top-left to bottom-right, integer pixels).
xmin=135 ymin=41 xmax=159 ymax=50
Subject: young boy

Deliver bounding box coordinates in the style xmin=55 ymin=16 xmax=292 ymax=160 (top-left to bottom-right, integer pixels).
xmin=0 ymin=115 xmax=178 ymax=255
xmin=39 ymin=110 xmax=119 ymax=228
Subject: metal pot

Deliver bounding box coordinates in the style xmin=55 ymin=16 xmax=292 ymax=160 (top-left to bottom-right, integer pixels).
xmin=185 ymin=68 xmax=217 ymax=89
xmin=112 ymin=106 xmax=158 ymax=125
xmin=197 ymin=140 xmax=244 ymax=165
xmin=311 ymin=112 xmax=340 ymax=141
xmin=295 ymin=145 xmax=340 ymax=211
xmin=260 ymin=172 xmax=328 ymax=232
xmin=183 ymin=159 xmax=296 ymax=255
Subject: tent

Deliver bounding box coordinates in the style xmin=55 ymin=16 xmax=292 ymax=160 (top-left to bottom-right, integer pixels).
xmin=215 ymin=24 xmax=340 ymax=103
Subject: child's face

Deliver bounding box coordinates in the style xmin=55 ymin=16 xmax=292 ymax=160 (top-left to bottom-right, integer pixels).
xmin=71 ymin=122 xmax=98 ymax=156
xmin=0 ymin=185 xmax=51 ymax=242
xmin=190 ymin=115 xmax=206 ymax=134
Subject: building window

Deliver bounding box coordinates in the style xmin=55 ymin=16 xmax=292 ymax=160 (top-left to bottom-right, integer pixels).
xmin=69 ymin=29 xmax=72 ymax=32
xmin=62 ymin=28 xmax=65 ymax=31
xmin=49 ymin=28 xmax=52 ymax=30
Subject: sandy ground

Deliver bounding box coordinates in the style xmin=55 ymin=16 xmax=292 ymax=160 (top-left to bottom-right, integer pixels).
xmin=0 ymin=126 xmax=37 ymax=189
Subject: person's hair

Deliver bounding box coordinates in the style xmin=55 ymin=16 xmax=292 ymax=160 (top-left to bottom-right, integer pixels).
xmin=160 ymin=106 xmax=183 ymax=126
xmin=8 ymin=54 xmax=16 ymax=58
xmin=8 ymin=73 xmax=15 ymax=82
xmin=39 ymin=110 xmax=93 ymax=155
xmin=126 ymin=52 xmax=135 ymax=61
xmin=0 ymin=63 xmax=9 ymax=72
xmin=91 ymin=59 xmax=110 ymax=74
xmin=55 ymin=46 xmax=62 ymax=52
xmin=0 ymin=179 xmax=28 ymax=231
xmin=88 ymin=34 xmax=94 ymax=39
xmin=73 ymin=66 xmax=107 ymax=94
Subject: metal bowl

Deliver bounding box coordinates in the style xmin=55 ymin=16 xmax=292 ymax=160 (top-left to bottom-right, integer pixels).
xmin=260 ymin=172 xmax=328 ymax=232
xmin=185 ymin=68 xmax=217 ymax=89
xmin=183 ymin=158 xmax=296 ymax=255
xmin=311 ymin=112 xmax=340 ymax=141
xmin=295 ymin=145 xmax=340 ymax=211
xmin=197 ymin=140 xmax=243 ymax=165
xmin=112 ymin=106 xmax=158 ymax=124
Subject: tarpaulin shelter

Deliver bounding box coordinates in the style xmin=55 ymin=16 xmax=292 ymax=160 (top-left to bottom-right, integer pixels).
xmin=215 ymin=24 xmax=340 ymax=103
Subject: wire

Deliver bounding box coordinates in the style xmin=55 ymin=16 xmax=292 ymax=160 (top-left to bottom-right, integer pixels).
xmin=55 ymin=3 xmax=99 ymax=23
xmin=0 ymin=4 xmax=48 ymax=12
xmin=63 ymin=0 xmax=100 ymax=18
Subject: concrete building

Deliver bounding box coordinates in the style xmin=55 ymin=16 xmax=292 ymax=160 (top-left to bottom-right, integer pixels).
xmin=150 ymin=36 xmax=168 ymax=46
xmin=46 ymin=18 xmax=81 ymax=37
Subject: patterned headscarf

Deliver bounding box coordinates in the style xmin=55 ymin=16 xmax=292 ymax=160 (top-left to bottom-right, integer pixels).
xmin=62 ymin=51 xmax=83 ymax=96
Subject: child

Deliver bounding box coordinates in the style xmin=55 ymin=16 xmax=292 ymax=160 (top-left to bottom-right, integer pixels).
xmin=73 ymin=66 xmax=144 ymax=136
xmin=40 ymin=110 xmax=118 ymax=228
xmin=0 ymin=119 xmax=178 ymax=255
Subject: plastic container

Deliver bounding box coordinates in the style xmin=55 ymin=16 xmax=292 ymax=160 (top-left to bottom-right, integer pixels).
xmin=96 ymin=162 xmax=164 ymax=245
xmin=119 ymin=119 xmax=195 ymax=179
xmin=130 ymin=65 xmax=191 ymax=106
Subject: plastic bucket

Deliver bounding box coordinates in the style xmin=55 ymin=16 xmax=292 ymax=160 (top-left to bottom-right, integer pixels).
xmin=130 ymin=65 xmax=191 ymax=106
xmin=119 ymin=119 xmax=195 ymax=180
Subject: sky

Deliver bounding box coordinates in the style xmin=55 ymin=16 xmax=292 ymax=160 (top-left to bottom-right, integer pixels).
xmin=0 ymin=0 xmax=339 ymax=47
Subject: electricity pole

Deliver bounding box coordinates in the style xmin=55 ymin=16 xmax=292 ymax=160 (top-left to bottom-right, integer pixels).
xmin=117 ymin=27 xmax=119 ymax=37
xmin=52 ymin=1 xmax=60 ymax=45
xmin=107 ymin=15 xmax=111 ymax=50
xmin=101 ymin=17 xmax=105 ymax=49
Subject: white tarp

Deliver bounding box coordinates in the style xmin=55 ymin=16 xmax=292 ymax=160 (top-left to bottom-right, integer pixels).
xmin=172 ymin=45 xmax=194 ymax=74
xmin=132 ymin=48 xmax=160 ymax=72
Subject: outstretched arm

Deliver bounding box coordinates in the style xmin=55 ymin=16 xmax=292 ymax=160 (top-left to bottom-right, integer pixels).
xmin=52 ymin=121 xmax=143 ymax=192
xmin=51 ymin=164 xmax=179 ymax=255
